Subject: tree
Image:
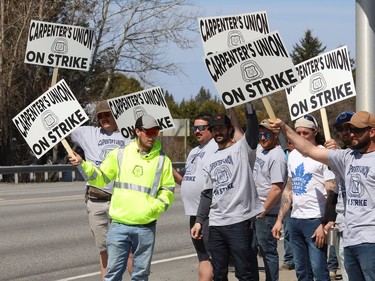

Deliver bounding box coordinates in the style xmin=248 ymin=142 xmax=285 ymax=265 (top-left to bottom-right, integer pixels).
xmin=0 ymin=1 xmax=68 ymax=168
xmin=0 ymin=0 xmax=201 ymax=168
xmin=290 ymin=29 xmax=326 ymax=64
xmin=195 ymin=87 xmax=212 ymax=104
xmin=164 ymin=90 xmax=180 ymax=118
xmin=84 ymin=0 xmax=200 ymax=100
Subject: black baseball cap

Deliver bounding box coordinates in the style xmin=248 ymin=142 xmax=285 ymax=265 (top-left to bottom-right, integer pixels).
xmin=209 ymin=114 xmax=232 ymax=129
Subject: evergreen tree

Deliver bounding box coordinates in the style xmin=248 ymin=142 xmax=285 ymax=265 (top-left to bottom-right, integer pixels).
xmin=290 ymin=29 xmax=326 ymax=64
xmin=195 ymin=87 xmax=212 ymax=104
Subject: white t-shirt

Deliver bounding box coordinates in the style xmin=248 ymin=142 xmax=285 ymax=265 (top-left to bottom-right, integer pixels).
xmin=328 ymin=149 xmax=375 ymax=247
xmin=181 ymin=138 xmax=217 ymax=216
xmin=288 ymin=147 xmax=335 ymax=219
xmin=253 ymin=145 xmax=287 ymax=215
xmin=203 ymin=137 xmax=263 ymax=226
xmin=71 ymin=126 xmax=129 ymax=193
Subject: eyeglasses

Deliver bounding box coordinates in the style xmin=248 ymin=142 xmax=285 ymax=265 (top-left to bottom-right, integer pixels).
xmin=98 ymin=112 xmax=111 ymax=119
xmin=258 ymin=132 xmax=271 ymax=139
xmin=348 ymin=127 xmax=369 ymax=135
xmin=142 ymin=128 xmax=159 ymax=137
xmin=192 ymin=125 xmax=209 ymax=132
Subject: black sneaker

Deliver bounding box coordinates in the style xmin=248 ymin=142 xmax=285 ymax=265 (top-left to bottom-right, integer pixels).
xmin=280 ymin=263 xmax=295 ymax=270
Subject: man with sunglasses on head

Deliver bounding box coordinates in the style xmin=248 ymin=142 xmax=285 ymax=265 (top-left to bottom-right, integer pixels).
xmin=270 ymin=111 xmax=375 ymax=281
xmin=70 ymin=100 xmax=131 ymax=280
xmin=253 ymin=119 xmax=287 ymax=281
xmin=271 ymin=114 xmax=335 ymax=281
xmin=70 ymin=114 xmax=175 ymax=281
xmin=191 ymin=103 xmax=263 ymax=281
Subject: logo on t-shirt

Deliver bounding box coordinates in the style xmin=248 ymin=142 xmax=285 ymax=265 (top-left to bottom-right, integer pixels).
xmin=291 ymin=163 xmax=312 ymax=196
xmin=348 ymin=173 xmax=365 ymax=198
xmin=212 ymin=165 xmax=233 ymax=196
xmin=253 ymin=157 xmax=265 ymax=181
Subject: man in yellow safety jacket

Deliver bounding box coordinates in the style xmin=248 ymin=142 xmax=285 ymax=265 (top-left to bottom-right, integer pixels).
xmin=70 ymin=114 xmax=175 ymax=281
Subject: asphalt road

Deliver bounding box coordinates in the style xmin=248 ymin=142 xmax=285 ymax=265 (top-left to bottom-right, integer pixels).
xmin=0 ymin=181 xmax=297 ymax=281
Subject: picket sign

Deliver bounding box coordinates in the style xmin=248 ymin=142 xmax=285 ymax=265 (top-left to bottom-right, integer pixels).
xmin=50 ymin=67 xmax=75 ymax=158
xmin=198 ymin=12 xmax=286 ymax=120
xmin=15 ymin=20 xmax=93 ymax=159
xmin=285 ymin=46 xmax=356 ymax=140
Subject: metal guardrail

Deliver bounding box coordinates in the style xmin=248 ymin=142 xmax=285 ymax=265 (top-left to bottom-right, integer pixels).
xmin=0 ymin=162 xmax=186 ymax=184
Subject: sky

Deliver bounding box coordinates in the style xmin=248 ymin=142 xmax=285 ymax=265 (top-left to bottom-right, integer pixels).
xmin=153 ymin=0 xmax=355 ymax=103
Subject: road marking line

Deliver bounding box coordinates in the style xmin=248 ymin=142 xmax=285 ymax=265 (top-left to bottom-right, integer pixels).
xmin=0 ymin=195 xmax=82 ymax=206
xmin=151 ymin=253 xmax=197 ymax=264
xmin=55 ymin=272 xmax=100 ymax=280
xmin=54 ymin=253 xmax=197 ymax=280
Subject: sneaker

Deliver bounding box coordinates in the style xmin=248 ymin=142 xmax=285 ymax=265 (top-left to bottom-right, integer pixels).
xmin=280 ymin=263 xmax=295 ymax=270
xmin=329 ymin=271 xmax=336 ymax=279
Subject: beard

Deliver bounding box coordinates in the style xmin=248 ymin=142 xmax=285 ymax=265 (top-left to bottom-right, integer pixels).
xmin=214 ymin=132 xmax=232 ymax=145
xmin=351 ymin=134 xmax=370 ymax=150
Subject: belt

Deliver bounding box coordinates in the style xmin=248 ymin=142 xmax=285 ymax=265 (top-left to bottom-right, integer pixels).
xmin=87 ymin=186 xmax=111 ymax=201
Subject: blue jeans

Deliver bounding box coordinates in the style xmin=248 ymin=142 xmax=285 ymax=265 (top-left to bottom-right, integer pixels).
xmin=290 ymin=218 xmax=329 ymax=281
xmin=336 ymin=232 xmax=348 ymax=281
xmin=255 ymin=215 xmax=279 ymax=281
xmin=209 ymin=220 xmax=258 ymax=281
xmin=327 ymin=245 xmax=338 ymax=272
xmin=105 ymin=222 xmax=156 ymax=281
xmin=283 ymin=209 xmax=294 ymax=266
xmin=344 ymin=243 xmax=375 ymax=281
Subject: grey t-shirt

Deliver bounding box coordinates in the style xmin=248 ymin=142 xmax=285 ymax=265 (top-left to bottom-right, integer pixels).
xmin=203 ymin=136 xmax=264 ymax=226
xmin=253 ymin=145 xmax=287 ymax=215
xmin=71 ymin=126 xmax=129 ymax=194
xmin=328 ymin=149 xmax=375 ymax=247
xmin=181 ymin=138 xmax=217 ymax=216
xmin=334 ymin=174 xmax=346 ymax=232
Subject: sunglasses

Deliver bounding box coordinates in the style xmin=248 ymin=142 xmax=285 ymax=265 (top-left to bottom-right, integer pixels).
xmin=258 ymin=132 xmax=271 ymax=139
xmin=192 ymin=125 xmax=209 ymax=132
xmin=336 ymin=127 xmax=348 ymax=133
xmin=348 ymin=127 xmax=369 ymax=135
xmin=142 ymin=128 xmax=159 ymax=137
xmin=98 ymin=112 xmax=111 ymax=119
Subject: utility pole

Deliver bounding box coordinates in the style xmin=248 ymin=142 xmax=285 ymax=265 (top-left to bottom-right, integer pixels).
xmin=356 ymin=0 xmax=375 ymax=112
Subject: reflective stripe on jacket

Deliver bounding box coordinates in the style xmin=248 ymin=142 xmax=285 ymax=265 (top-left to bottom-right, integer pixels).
xmin=81 ymin=139 xmax=175 ymax=225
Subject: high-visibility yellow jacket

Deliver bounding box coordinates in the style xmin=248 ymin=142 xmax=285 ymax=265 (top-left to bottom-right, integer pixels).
xmin=80 ymin=139 xmax=175 ymax=225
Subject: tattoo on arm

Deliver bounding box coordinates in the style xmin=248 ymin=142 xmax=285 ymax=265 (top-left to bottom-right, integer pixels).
xmin=277 ymin=178 xmax=292 ymax=221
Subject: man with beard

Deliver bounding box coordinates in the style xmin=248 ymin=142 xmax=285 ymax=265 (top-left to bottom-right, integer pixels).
xmin=270 ymin=111 xmax=375 ymax=281
xmin=191 ymin=104 xmax=263 ymax=281
xmin=325 ymin=110 xmax=354 ymax=281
